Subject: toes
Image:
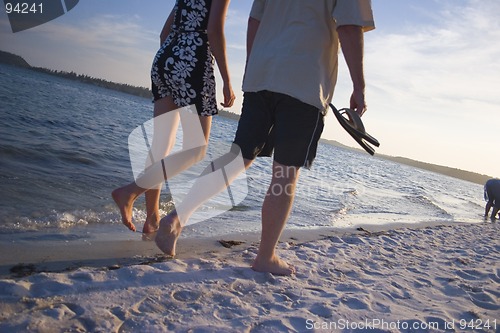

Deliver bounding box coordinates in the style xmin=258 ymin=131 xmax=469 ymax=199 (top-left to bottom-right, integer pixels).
xmin=124 ymin=220 xmax=136 ymax=232
xmin=252 ymin=257 xmax=295 ymax=276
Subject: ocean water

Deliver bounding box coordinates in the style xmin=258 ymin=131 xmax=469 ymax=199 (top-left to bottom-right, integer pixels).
xmin=0 ymin=64 xmax=487 ymax=241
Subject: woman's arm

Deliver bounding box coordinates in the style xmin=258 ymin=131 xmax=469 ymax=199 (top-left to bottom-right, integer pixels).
xmin=160 ymin=7 xmax=176 ymax=45
xmin=207 ymin=0 xmax=235 ymax=107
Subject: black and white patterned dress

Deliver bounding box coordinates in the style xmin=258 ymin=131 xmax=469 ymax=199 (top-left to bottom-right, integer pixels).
xmin=151 ymin=0 xmax=217 ymax=116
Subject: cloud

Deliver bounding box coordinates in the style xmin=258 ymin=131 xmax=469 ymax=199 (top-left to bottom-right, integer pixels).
xmin=35 ymin=14 xmax=157 ymax=55
xmin=366 ymin=0 xmax=500 ymax=117
xmin=0 ymin=14 xmax=159 ymax=86
xmin=224 ymin=8 xmax=248 ymax=52
xmin=326 ymin=0 xmax=500 ymax=175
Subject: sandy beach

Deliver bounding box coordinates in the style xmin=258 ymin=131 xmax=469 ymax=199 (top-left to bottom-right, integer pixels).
xmin=0 ymin=221 xmax=498 ymax=332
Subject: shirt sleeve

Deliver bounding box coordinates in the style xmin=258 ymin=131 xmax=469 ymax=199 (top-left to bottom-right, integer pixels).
xmin=250 ymin=0 xmax=266 ymax=21
xmin=333 ymin=0 xmax=375 ymax=32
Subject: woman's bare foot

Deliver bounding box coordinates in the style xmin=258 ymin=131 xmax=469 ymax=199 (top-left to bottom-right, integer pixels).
xmin=252 ymin=255 xmax=296 ymax=276
xmin=155 ymin=212 xmax=182 ymax=256
xmin=111 ymin=186 xmax=137 ymax=232
xmin=143 ymin=213 xmax=160 ymax=234
xmin=141 ymin=213 xmax=160 ymax=241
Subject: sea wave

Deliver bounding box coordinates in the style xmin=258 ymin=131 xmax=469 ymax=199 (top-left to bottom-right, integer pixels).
xmin=0 ymin=64 xmax=487 ymax=237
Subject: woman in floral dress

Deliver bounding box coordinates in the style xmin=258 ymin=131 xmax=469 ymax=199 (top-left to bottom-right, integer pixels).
xmin=112 ymin=0 xmax=235 ymax=234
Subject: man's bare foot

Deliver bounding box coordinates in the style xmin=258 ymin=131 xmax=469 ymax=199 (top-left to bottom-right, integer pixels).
xmin=252 ymin=255 xmax=295 ymax=276
xmin=155 ymin=212 xmax=182 ymax=256
xmin=111 ymin=187 xmax=137 ymax=232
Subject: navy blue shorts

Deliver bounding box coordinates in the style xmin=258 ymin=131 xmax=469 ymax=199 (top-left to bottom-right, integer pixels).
xmin=233 ymin=91 xmax=324 ymax=168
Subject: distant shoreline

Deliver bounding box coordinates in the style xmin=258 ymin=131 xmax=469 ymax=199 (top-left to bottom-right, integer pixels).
xmin=320 ymin=139 xmax=492 ymax=185
xmin=1 ymin=50 xmax=492 ymax=185
xmin=0 ymin=50 xmax=151 ymax=98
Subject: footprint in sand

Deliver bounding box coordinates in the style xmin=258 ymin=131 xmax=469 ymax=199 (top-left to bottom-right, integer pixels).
xmin=341 ymin=296 xmax=370 ymax=310
xmin=308 ymin=302 xmax=334 ymax=318
xmin=460 ymin=284 xmax=500 ymax=310
xmin=455 ymin=268 xmax=488 ymax=281
xmin=251 ymin=319 xmax=293 ymax=333
xmin=42 ymin=302 xmax=84 ymax=319
xmin=171 ymin=289 xmax=202 ymax=302
xmin=228 ymin=278 xmax=258 ymax=296
xmin=135 ymin=295 xmax=174 ymax=314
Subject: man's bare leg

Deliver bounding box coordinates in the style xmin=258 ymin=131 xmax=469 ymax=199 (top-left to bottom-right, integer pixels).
xmin=252 ymin=161 xmax=299 ymax=276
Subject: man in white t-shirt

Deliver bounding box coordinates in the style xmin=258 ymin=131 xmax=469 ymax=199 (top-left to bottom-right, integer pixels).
xmin=156 ymin=0 xmax=375 ymax=276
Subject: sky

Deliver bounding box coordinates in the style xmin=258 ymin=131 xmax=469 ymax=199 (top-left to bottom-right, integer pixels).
xmin=1 ymin=0 xmax=499 ymax=177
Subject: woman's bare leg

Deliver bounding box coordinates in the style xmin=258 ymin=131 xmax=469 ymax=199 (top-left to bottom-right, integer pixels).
xmin=113 ymin=96 xmax=179 ymax=232
xmin=112 ymin=102 xmax=212 ymax=232
xmin=143 ymin=97 xmax=180 ymax=234
xmin=151 ymin=114 xmax=212 ymax=242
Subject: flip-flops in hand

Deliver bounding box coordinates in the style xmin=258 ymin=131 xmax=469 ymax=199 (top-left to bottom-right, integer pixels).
xmin=330 ymin=104 xmax=380 ymax=155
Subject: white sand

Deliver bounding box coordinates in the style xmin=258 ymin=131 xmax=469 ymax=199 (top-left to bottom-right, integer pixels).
xmin=0 ymin=222 xmax=498 ymax=332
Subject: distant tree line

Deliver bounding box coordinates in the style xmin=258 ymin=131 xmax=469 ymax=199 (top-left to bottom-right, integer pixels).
xmin=31 ymin=65 xmax=241 ymax=118
xmin=30 ymin=66 xmax=153 ymax=98
xmin=0 ymin=50 xmax=30 ymax=67
xmin=0 ymin=50 xmax=243 ymax=114
xmin=0 ymin=50 xmax=151 ymax=98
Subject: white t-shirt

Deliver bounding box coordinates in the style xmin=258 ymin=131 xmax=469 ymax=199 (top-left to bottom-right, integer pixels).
xmin=242 ymin=0 xmax=375 ymax=114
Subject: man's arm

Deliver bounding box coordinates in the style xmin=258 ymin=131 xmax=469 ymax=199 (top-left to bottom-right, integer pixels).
xmin=246 ymin=17 xmax=260 ymax=62
xmin=337 ymin=25 xmax=366 ymax=116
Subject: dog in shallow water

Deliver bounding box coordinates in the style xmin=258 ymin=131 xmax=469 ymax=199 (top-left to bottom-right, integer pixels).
xmin=484 ymin=178 xmax=500 ymax=219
